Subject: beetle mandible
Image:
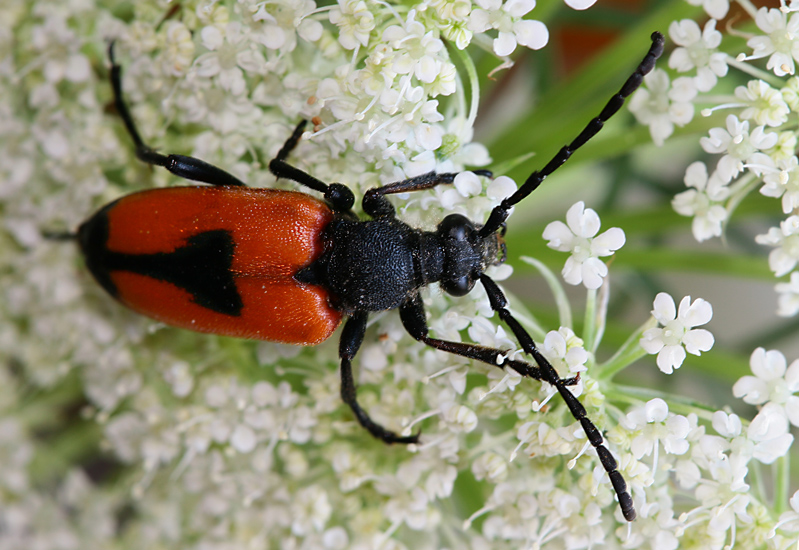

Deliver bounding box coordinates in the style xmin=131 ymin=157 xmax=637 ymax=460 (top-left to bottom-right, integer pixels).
xmin=72 ymin=32 xmax=664 ymax=522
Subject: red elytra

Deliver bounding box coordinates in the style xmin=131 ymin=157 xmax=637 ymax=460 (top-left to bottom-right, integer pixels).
xmin=79 ymin=186 xmax=341 ymax=345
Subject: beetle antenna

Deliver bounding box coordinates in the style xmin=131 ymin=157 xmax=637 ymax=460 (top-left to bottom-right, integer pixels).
xmin=42 ymin=230 xmax=77 ymax=241
xmin=479 ymin=274 xmax=636 ymax=521
xmin=479 ymin=31 xmax=665 ymax=238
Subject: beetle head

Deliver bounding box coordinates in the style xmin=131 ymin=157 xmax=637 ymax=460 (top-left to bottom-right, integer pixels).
xmin=436 ymin=213 xmax=504 ymax=296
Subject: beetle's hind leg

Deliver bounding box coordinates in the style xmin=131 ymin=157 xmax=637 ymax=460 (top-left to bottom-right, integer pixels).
xmin=338 ymin=313 xmax=419 ymax=445
xmin=108 ymin=42 xmax=247 ymax=187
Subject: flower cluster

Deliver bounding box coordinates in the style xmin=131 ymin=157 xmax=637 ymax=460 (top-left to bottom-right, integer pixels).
xmin=630 ymin=1 xmax=799 ymax=317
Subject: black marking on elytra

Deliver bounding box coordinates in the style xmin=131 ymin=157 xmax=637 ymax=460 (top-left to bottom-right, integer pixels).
xmin=78 ymin=207 xmax=243 ymax=316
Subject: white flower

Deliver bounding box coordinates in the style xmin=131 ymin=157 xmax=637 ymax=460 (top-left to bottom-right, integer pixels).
xmin=467 ymin=0 xmax=548 ymax=57
xmin=542 ymin=201 xmax=625 ymax=289
xmin=736 ymin=79 xmax=790 ymax=127
xmin=194 ymin=22 xmax=264 ymax=96
xmin=383 ymin=10 xmax=447 ymax=85
xmin=672 ymin=161 xmax=730 ymax=241
xmin=541 ymin=327 xmax=588 ymax=374
xmin=747 ymin=8 xmax=799 ymax=76
xmin=733 ymin=347 xmax=799 ymax=427
xmin=629 ymin=69 xmax=696 ymax=146
xmin=775 ymin=490 xmax=799 ymax=534
xmin=760 ymin=155 xmax=799 ymax=213
xmin=776 ymin=271 xmax=799 ymax=316
xmin=329 ymin=0 xmax=375 ymax=50
xmin=621 ymin=399 xmax=691 ymax=463
xmin=684 ymin=0 xmax=729 ymax=19
xmin=161 ymin=21 xmax=195 ymax=76
xmin=30 ymin=15 xmax=92 ymax=85
xmin=290 ymin=485 xmax=332 ymax=536
xmin=252 ymin=0 xmax=322 ymax=52
xmin=746 ymin=404 xmax=795 ymax=463
xmin=668 ymin=19 xmax=728 ymax=92
xmin=700 ymin=114 xmax=778 ymax=182
xmin=693 ymin=453 xmax=752 ymax=533
xmin=755 ymin=215 xmax=799 ymax=276
xmin=640 ymin=293 xmax=714 ymax=374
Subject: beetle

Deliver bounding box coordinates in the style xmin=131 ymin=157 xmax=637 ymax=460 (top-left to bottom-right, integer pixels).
xmin=71 ymin=32 xmax=664 ymax=522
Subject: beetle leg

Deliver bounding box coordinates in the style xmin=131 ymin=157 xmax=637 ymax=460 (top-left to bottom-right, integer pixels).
xmin=479 ymin=274 xmax=636 ymax=522
xmin=399 ymin=293 xmax=579 ymax=385
xmin=108 ymin=43 xmax=248 ymax=188
xmin=268 ymin=122 xmax=356 ymax=213
xmin=339 ymin=312 xmax=420 ymax=445
xmin=362 ymin=170 xmax=493 ymax=218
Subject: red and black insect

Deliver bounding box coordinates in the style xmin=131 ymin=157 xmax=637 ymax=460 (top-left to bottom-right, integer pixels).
xmin=71 ymin=33 xmax=664 ymax=521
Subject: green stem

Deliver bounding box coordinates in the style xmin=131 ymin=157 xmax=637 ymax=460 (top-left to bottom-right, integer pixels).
xmin=519 ymin=255 xmax=572 ymax=330
xmin=609 ymin=384 xmax=721 ymax=421
xmin=449 ymin=43 xmax=480 ymax=132
xmin=583 ymin=288 xmax=597 ymax=353
xmin=775 ymin=452 xmax=791 ymax=515
xmin=596 ymin=318 xmax=657 ymax=380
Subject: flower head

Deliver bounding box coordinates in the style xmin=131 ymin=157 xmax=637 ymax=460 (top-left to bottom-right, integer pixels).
xmin=629 ymin=69 xmax=697 ymax=145
xmin=640 ymin=293 xmax=714 ymax=374
xmin=542 ymin=201 xmax=625 ymax=289
xmin=756 ymin=215 xmax=799 ymax=276
xmin=733 ymin=347 xmax=799 ymax=427
xmin=746 ymin=8 xmax=799 ymax=77
xmin=700 ymin=114 xmax=778 ymax=182
xmin=672 ymin=161 xmax=730 ymax=241
xmin=668 ymin=19 xmax=728 ymax=92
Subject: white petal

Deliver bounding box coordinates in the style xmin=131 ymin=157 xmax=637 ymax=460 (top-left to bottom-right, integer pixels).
xmin=564 ymin=0 xmax=597 ymax=9
xmin=682 ymin=328 xmax=714 ymax=354
xmin=657 ymin=345 xmax=686 ymax=374
xmin=561 ymin=256 xmax=584 ymax=285
xmin=652 ymin=293 xmax=677 ymax=324
xmin=679 ymin=297 xmax=713 ymax=327
xmin=750 ymin=347 xmax=787 ymax=380
xmin=580 ymin=257 xmax=607 ymax=289
xmin=786 ymin=395 xmax=799 ymax=427
xmin=591 ymin=227 xmax=625 ymax=255
xmin=454 ymin=172 xmax=482 ymax=197
xmin=640 ymin=328 xmax=665 ymax=354
xmin=684 ymin=161 xmax=709 ymax=190
xmin=754 ymin=433 xmax=794 ymax=463
xmin=704 ymin=0 xmax=729 ymax=20
xmin=732 ymin=375 xmax=770 ymax=405
xmin=543 ymin=220 xmax=575 ymax=251
xmin=487 ymin=176 xmax=516 ymax=199
xmin=712 ymin=410 xmax=742 ymax=437
xmin=566 ymin=202 xmax=600 ymax=238
xmin=785 ymin=360 xmax=799 ymax=391
xmin=504 ymin=0 xmax=536 ymax=17
xmin=201 ymin=25 xmax=224 ymax=50
xmin=300 ymin=19 xmax=323 ymax=41
xmin=493 ymin=32 xmax=518 ymax=57
xmin=669 ymin=48 xmax=695 ymax=72
xmin=749 ymin=403 xmax=789 ymax=441
xmin=644 ymin=398 xmax=669 ymax=422
xmin=513 ymin=20 xmax=548 ymax=50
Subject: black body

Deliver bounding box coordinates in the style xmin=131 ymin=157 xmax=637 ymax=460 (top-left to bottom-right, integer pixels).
xmin=94 ymin=33 xmax=665 ymax=522
xmin=298 ymin=214 xmax=499 ymax=314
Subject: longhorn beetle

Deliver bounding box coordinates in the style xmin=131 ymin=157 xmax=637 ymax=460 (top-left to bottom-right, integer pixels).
xmin=71 ymin=32 xmax=664 ymax=522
